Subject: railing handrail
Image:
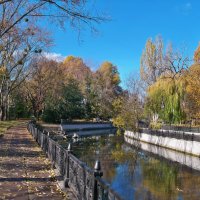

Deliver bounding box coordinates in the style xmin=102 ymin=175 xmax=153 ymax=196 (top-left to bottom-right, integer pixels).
xmin=27 ymin=121 xmax=123 ymax=200
xmin=136 ymin=128 xmax=200 ymax=142
xmin=95 ymin=176 xmax=125 ymax=200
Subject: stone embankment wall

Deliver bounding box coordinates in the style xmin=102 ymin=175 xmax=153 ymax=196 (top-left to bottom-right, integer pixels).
xmin=124 ymin=129 xmax=200 ymax=157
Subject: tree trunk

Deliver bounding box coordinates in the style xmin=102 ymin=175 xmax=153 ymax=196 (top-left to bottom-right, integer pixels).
xmin=0 ymin=95 xmax=8 ymax=121
xmin=0 ymin=105 xmax=6 ymax=121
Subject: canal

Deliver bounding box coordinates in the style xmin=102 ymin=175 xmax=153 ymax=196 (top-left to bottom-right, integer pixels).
xmin=71 ymin=132 xmax=200 ymax=200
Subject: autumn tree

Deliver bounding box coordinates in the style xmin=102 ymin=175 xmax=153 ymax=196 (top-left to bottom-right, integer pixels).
xmin=0 ymin=22 xmax=49 ymax=120
xmin=146 ymin=76 xmax=187 ymax=124
xmin=163 ymin=44 xmax=190 ymax=79
xmin=140 ymin=36 xmax=190 ymax=85
xmin=112 ymin=76 xmax=144 ymax=131
xmin=140 ymin=36 xmax=164 ymax=86
xmin=62 ymin=56 xmax=94 ymax=118
xmin=91 ymin=61 xmax=122 ymax=119
xmin=185 ymin=55 xmax=200 ymax=120
xmin=141 ymin=36 xmax=190 ymax=125
xmin=58 ymin=78 xmax=85 ymax=121
xmin=42 ymin=78 xmax=85 ymax=123
xmin=194 ymin=43 xmax=200 ymax=63
xmin=9 ymin=88 xmax=31 ymax=119
xmin=0 ymin=0 xmax=105 ymax=120
xmin=0 ymin=0 xmax=105 ymax=39
xmin=62 ymin=56 xmax=92 ymax=89
xmin=20 ymin=57 xmax=63 ymax=119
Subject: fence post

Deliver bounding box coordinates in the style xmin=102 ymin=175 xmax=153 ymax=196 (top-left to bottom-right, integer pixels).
xmin=52 ymin=141 xmax=56 ymax=169
xmin=64 ymin=143 xmax=72 ymax=188
xmin=93 ymin=160 xmax=103 ymax=200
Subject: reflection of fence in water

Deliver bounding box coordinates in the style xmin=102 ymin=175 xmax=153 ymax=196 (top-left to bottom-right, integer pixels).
xmin=27 ymin=122 xmax=123 ymax=200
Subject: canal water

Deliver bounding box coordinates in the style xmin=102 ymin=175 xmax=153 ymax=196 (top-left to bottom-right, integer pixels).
xmin=71 ymin=132 xmax=200 ymax=200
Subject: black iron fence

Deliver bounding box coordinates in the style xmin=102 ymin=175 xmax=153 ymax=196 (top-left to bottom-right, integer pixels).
xmin=27 ymin=121 xmax=123 ymax=200
xmin=162 ymin=125 xmax=200 ymax=133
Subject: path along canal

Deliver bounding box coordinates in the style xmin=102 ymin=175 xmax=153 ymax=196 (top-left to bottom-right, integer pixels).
xmin=71 ymin=132 xmax=200 ymax=200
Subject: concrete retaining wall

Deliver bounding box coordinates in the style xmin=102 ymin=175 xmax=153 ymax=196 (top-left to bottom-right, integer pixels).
xmin=124 ymin=130 xmax=200 ymax=157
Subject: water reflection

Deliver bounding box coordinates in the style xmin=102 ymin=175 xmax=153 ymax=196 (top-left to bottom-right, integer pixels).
xmin=72 ymin=133 xmax=200 ymax=200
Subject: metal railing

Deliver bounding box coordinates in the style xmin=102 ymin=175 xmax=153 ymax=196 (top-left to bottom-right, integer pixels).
xmin=162 ymin=125 xmax=200 ymax=133
xmin=27 ymin=121 xmax=123 ymax=200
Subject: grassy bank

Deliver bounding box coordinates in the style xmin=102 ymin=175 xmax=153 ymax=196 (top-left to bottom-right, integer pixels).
xmin=0 ymin=121 xmax=22 ymax=137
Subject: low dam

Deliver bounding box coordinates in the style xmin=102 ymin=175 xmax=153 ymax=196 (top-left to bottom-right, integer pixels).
xmin=60 ymin=122 xmax=114 ymax=133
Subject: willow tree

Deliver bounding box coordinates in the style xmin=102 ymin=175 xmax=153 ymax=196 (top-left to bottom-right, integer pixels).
xmin=146 ymin=76 xmax=186 ymax=124
xmin=141 ymin=36 xmax=190 ymax=124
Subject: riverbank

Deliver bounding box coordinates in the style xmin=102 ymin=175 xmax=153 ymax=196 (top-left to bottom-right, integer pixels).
xmin=124 ymin=129 xmax=200 ymax=157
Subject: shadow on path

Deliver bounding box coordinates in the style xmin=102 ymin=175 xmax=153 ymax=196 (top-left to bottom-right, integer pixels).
xmin=0 ymin=123 xmax=68 ymax=200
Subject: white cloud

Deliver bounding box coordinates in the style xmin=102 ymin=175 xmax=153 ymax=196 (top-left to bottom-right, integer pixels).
xmin=42 ymin=52 xmax=65 ymax=62
xmin=182 ymin=2 xmax=192 ymax=14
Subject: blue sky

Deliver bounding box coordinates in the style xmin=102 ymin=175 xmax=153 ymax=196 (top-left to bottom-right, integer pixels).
xmin=47 ymin=0 xmax=200 ymax=86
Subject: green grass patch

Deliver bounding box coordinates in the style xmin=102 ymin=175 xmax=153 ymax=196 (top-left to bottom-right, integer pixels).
xmin=0 ymin=120 xmax=22 ymax=137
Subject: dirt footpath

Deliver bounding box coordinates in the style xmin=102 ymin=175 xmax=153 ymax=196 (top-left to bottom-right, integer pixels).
xmin=0 ymin=123 xmax=73 ymax=200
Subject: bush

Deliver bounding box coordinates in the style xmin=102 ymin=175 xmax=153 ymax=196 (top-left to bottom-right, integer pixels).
xmin=150 ymin=122 xmax=162 ymax=130
xmin=41 ymin=109 xmax=60 ymax=123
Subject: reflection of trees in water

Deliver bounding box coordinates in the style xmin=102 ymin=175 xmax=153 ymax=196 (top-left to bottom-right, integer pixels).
xmin=111 ymin=143 xmax=140 ymax=182
xmin=141 ymin=157 xmax=200 ymax=200
xmin=71 ymin=134 xmax=200 ymax=200
xmin=177 ymin=170 xmax=200 ymax=200
xmin=73 ymin=135 xmax=140 ymax=183
xmin=141 ymin=158 xmax=179 ymax=200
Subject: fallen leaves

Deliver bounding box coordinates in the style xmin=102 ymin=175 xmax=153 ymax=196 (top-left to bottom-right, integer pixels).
xmin=0 ymin=124 xmax=67 ymax=199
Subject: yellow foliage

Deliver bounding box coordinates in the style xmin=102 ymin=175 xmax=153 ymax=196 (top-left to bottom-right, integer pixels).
xmin=63 ymin=55 xmax=75 ymax=64
xmin=98 ymin=61 xmax=120 ymax=85
xmin=0 ymin=66 xmax=6 ymax=74
xmin=194 ymin=43 xmax=200 ymax=63
xmin=185 ymin=64 xmax=200 ymax=118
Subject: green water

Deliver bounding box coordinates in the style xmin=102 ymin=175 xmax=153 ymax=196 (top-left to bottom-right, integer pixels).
xmin=71 ymin=134 xmax=200 ymax=200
